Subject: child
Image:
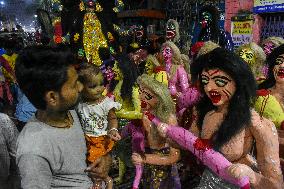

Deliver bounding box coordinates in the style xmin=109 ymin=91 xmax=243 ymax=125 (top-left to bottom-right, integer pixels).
xmin=77 ymin=63 xmax=122 ymax=189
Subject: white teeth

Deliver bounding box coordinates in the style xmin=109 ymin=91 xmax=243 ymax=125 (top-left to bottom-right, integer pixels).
xmin=210 ymin=92 xmax=219 ymax=96
xmin=279 ymin=69 xmax=284 ymax=74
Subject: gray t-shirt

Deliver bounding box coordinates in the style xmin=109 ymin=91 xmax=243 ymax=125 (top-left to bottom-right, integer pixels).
xmin=0 ymin=113 xmax=20 ymax=189
xmin=16 ymin=110 xmax=92 ymax=189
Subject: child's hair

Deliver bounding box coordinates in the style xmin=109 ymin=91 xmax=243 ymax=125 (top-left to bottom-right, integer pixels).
xmin=78 ymin=63 xmax=102 ymax=84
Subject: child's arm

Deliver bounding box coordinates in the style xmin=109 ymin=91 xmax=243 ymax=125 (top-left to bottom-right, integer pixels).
xmin=107 ymin=108 xmax=121 ymax=141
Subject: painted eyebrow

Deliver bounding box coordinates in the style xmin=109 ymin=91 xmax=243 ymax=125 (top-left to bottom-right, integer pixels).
xmin=201 ymin=74 xmax=209 ymax=79
xmin=207 ymin=69 xmax=220 ymax=76
xmin=139 ymin=88 xmax=153 ymax=96
xmin=144 ymin=91 xmax=153 ymax=98
xmin=276 ymin=57 xmax=284 ymax=61
xmin=212 ymin=75 xmax=232 ymax=82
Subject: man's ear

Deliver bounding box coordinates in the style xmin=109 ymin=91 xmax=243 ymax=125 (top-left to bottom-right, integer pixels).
xmin=45 ymin=91 xmax=60 ymax=107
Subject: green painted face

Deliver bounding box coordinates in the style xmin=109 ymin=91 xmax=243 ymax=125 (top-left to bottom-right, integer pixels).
xmin=166 ymin=22 xmax=176 ymax=40
xmin=201 ymin=11 xmax=213 ymax=23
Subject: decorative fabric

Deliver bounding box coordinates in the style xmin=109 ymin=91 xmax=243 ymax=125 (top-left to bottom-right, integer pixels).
xmin=85 ymin=135 xmax=114 ymax=163
xmin=142 ymin=147 xmax=181 ymax=189
xmin=77 ymin=97 xmax=121 ymax=137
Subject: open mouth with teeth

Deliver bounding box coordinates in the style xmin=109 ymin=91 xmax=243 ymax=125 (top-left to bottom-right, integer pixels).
xmin=277 ymin=68 xmax=284 ymax=78
xmin=209 ymin=91 xmax=221 ymax=104
xmin=166 ymin=31 xmax=176 ymax=39
xmin=136 ymin=31 xmax=143 ymax=38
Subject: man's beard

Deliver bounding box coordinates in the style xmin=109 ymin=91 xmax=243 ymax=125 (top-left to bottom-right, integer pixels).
xmin=59 ymin=93 xmax=82 ymax=111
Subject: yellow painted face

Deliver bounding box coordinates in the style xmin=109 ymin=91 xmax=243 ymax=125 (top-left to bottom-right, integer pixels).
xmin=145 ymin=59 xmax=154 ymax=75
xmin=112 ymin=61 xmax=123 ymax=80
xmin=239 ymin=48 xmax=256 ymax=66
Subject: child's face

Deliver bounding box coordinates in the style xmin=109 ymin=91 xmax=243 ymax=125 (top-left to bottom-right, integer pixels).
xmin=82 ymin=72 xmax=105 ymax=101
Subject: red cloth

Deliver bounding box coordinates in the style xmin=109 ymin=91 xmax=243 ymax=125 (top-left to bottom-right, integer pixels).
xmin=256 ymin=89 xmax=270 ymax=96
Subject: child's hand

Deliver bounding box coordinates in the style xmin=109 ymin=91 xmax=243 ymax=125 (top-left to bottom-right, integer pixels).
xmin=108 ymin=129 xmax=121 ymax=141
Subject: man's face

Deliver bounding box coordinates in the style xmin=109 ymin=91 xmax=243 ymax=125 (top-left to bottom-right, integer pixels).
xmin=55 ymin=66 xmax=83 ymax=111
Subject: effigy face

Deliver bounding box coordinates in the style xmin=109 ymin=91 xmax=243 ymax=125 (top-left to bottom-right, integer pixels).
xmin=201 ymin=68 xmax=236 ymax=107
xmin=162 ymin=46 xmax=172 ymax=61
xmin=138 ymin=85 xmax=158 ymax=111
xmin=239 ymin=48 xmax=256 ymax=66
xmin=274 ymin=54 xmax=284 ymax=84
xmin=200 ymin=11 xmax=212 ymax=28
xmin=132 ymin=25 xmax=144 ymax=39
xmin=166 ymin=22 xmax=176 ymax=40
xmin=145 ymin=59 xmax=154 ymax=75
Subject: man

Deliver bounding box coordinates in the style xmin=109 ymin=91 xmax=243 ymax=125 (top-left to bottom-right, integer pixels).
xmin=0 ymin=113 xmax=20 ymax=189
xmin=15 ymin=46 xmax=111 ymax=189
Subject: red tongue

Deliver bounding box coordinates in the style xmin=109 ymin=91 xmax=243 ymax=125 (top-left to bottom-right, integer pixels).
xmin=210 ymin=95 xmax=221 ymax=104
xmin=278 ymin=73 xmax=284 ymax=78
xmin=166 ymin=31 xmax=175 ymax=39
xmin=201 ymin=20 xmax=207 ymax=28
xmin=278 ymin=70 xmax=284 ymax=78
xmin=141 ymin=101 xmax=147 ymax=108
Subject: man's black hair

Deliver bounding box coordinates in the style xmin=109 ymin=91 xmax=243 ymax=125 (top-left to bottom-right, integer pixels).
xmin=15 ymin=45 xmax=77 ymax=110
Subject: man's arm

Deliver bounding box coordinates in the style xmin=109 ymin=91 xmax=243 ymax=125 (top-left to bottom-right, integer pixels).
xmin=18 ymin=154 xmax=52 ymax=189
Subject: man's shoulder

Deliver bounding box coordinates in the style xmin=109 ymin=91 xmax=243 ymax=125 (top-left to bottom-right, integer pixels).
xmin=17 ymin=120 xmax=55 ymax=156
xmin=0 ymin=113 xmax=18 ymax=137
xmin=17 ymin=110 xmax=81 ymax=149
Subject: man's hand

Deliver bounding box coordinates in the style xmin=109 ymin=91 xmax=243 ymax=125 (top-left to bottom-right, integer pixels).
xmin=85 ymin=154 xmax=112 ymax=181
